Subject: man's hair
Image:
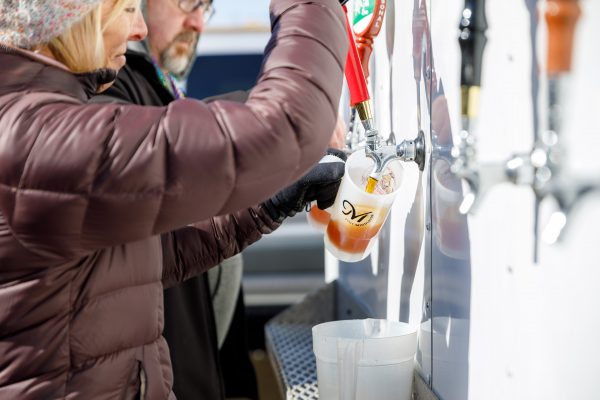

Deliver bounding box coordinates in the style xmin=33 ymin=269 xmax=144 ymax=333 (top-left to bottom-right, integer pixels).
xmin=46 ymin=0 xmax=132 ymax=72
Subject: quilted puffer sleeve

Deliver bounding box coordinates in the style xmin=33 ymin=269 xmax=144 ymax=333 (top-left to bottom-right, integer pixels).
xmin=161 ymin=204 xmax=280 ymax=288
xmin=0 ymin=0 xmax=347 ymax=260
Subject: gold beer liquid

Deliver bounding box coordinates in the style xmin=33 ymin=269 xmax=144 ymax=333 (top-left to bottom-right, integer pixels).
xmin=327 ymin=219 xmax=383 ymax=254
xmin=365 ymin=176 xmax=378 ymax=194
xmin=309 ymin=204 xmax=331 ymax=225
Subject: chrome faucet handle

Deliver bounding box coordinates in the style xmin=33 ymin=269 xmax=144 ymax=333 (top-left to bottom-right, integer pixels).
xmin=541 ymin=173 xmax=600 ymax=244
xmin=451 ymin=130 xmax=479 ymax=213
xmin=533 ymin=131 xmax=599 ymax=244
xmin=364 ymin=130 xmax=427 ymax=176
xmin=451 ymin=129 xmax=514 ymax=214
xmin=452 ymin=160 xmax=509 ymax=215
xmin=471 ymin=161 xmax=510 ymax=214
xmin=538 ymin=0 xmax=582 ymax=244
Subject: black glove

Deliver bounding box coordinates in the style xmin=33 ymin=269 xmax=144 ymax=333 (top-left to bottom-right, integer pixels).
xmin=263 ymin=148 xmax=347 ymax=222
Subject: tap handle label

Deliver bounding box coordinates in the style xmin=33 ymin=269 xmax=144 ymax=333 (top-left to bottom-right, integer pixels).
xmin=352 ymin=0 xmax=387 ymax=77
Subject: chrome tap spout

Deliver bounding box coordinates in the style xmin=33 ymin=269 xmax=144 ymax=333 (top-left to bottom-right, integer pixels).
xmin=365 ymin=130 xmax=427 ymax=180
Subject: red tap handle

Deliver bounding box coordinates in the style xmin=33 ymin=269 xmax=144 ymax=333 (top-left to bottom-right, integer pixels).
xmin=343 ymin=5 xmax=370 ymax=107
xmin=353 ymin=0 xmax=387 ymax=78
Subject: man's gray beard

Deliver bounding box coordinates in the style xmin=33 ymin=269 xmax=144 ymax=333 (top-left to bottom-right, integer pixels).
xmin=159 ymin=32 xmax=199 ymax=76
xmin=161 ymin=51 xmax=189 ymax=75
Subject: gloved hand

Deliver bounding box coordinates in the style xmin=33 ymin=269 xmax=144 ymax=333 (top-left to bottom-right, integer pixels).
xmin=263 ymin=148 xmax=347 ymax=222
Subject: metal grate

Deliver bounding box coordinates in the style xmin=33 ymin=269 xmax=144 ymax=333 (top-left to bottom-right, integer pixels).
xmin=265 ymin=282 xmax=439 ymax=400
xmin=265 ymin=283 xmax=335 ymax=399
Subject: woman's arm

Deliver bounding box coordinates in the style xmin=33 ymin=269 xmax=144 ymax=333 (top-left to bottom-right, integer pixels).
xmin=0 ymin=0 xmax=347 ymax=260
xmin=160 ymin=205 xmax=280 ymax=288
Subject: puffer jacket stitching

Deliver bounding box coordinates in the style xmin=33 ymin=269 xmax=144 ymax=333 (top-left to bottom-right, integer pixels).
xmin=64 ymin=274 xmax=73 ymax=398
xmin=0 ymin=208 xmax=34 ymax=263
xmin=72 ymin=336 xmax=162 ymax=370
xmin=16 ymin=68 xmax=62 ymax=190
xmin=0 ymin=182 xmax=184 ymax=200
xmin=2 ymin=98 xmax=177 ymax=200
xmin=209 ymin=218 xmax=222 ymax=242
xmin=153 ymin=334 xmax=167 ymax=398
xmin=269 ymin=3 xmax=345 ymax=68
xmin=248 ymin=206 xmax=274 ymax=234
xmin=90 ymin=103 xmax=122 ymax=193
xmin=208 ymin=220 xmax=226 ymax=276
xmin=76 ymin=280 xmax=160 ymax=313
xmin=268 ymin=29 xmax=344 ymax=73
xmin=0 ymin=95 xmax=78 ymax=264
xmin=228 ymin=214 xmax=242 ymax=253
xmin=150 ymin=109 xmax=171 ymax=236
xmin=200 ymin=101 xmax=237 ymax=214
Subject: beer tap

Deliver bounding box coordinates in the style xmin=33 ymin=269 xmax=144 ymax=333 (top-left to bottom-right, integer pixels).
xmin=450 ymin=0 xmax=536 ymax=217
xmin=489 ymin=0 xmax=582 ymax=244
xmin=451 ymin=0 xmax=589 ymax=247
xmin=451 ymin=0 xmax=529 ymax=214
xmin=341 ymin=1 xmax=426 ymax=192
xmin=533 ymin=0 xmax=583 ymax=243
xmin=503 ymin=0 xmax=582 ymax=244
xmin=450 ymin=0 xmax=506 ymax=214
xmin=341 ymin=1 xmax=382 ymax=155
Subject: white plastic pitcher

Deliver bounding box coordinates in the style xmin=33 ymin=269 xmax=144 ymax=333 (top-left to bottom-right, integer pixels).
xmin=312 ymin=319 xmax=417 ymax=400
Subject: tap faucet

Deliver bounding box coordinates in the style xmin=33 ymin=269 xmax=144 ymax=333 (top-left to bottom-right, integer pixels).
xmin=341 ymin=1 xmax=427 ymax=178
xmin=451 ymin=0 xmax=495 ymax=213
xmin=533 ymin=0 xmax=584 ymax=243
xmin=452 ymin=0 xmax=590 ymax=247
xmin=505 ymin=0 xmax=583 ymax=244
xmin=365 ymin=130 xmax=427 ymax=181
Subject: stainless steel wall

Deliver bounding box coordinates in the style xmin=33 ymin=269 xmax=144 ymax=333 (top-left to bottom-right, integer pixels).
xmin=330 ymin=1 xmax=600 ymax=399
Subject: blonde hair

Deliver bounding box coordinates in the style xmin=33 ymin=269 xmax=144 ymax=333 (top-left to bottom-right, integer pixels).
xmin=46 ymin=0 xmax=132 ymax=72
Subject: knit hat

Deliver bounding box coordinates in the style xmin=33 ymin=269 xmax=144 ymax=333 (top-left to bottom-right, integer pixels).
xmin=0 ymin=0 xmax=103 ymax=49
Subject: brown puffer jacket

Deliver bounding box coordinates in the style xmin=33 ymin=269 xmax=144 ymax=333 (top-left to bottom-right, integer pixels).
xmin=0 ymin=0 xmax=347 ymax=398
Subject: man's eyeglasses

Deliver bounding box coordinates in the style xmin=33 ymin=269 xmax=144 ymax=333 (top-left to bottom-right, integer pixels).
xmin=176 ymin=0 xmax=215 ymax=22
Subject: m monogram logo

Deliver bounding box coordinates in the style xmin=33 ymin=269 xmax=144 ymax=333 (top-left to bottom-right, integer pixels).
xmin=342 ymin=200 xmax=374 ymax=224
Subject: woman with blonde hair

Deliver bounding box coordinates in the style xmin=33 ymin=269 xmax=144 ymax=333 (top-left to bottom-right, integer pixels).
xmin=0 ymin=0 xmax=347 ymax=398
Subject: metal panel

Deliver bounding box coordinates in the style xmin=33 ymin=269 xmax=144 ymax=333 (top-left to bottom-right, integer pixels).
xmin=334 ymin=0 xmax=429 ymax=326
xmin=328 ymin=0 xmax=600 ymax=398
xmin=426 ymin=1 xmax=471 ymax=398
